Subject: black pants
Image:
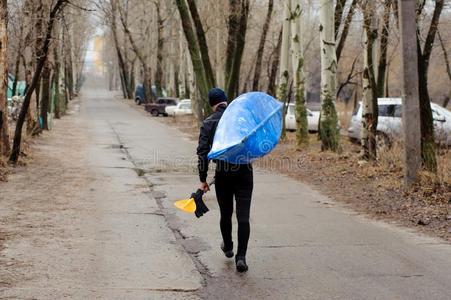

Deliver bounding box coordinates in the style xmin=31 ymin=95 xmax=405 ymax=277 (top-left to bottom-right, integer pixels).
xmin=215 ymin=164 xmax=253 ymax=257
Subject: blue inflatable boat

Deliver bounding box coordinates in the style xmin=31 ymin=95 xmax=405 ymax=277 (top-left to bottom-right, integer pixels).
xmin=208 ymin=92 xmax=283 ymax=164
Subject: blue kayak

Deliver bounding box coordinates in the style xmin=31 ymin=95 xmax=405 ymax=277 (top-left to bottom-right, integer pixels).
xmin=208 ymin=92 xmax=283 ymax=164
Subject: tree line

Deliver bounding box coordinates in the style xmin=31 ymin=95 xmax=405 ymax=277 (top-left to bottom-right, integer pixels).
xmin=101 ymin=0 xmax=449 ymax=183
xmin=0 ymin=0 xmax=92 ymax=164
xmin=1 ymin=0 xmax=449 ymax=185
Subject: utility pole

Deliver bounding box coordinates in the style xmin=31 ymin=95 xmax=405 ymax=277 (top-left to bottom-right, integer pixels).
xmin=399 ymin=0 xmax=421 ymax=186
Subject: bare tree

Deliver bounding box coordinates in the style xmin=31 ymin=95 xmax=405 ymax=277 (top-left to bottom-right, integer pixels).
xmin=10 ymin=0 xmax=68 ymax=163
xmin=154 ymin=0 xmax=164 ymax=97
xmin=290 ymin=0 xmax=308 ymax=147
xmin=336 ymin=0 xmax=358 ymax=62
xmin=186 ymin=0 xmax=216 ymax=88
xmin=278 ymin=0 xmax=291 ymax=139
xmin=175 ymin=0 xmax=211 ymax=118
xmin=225 ymin=0 xmax=250 ymax=100
xmin=267 ymin=27 xmax=283 ymax=97
xmin=252 ymin=0 xmax=273 ymax=91
xmin=319 ymin=0 xmax=340 ymax=152
xmin=376 ymin=0 xmax=392 ymax=98
xmin=116 ymin=0 xmax=153 ymax=101
xmin=416 ymin=0 xmax=444 ymax=173
xmin=360 ymin=0 xmax=378 ymax=160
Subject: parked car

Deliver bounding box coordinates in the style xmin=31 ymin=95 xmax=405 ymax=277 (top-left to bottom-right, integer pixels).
xmin=134 ymin=84 xmax=146 ymax=105
xmin=348 ymin=98 xmax=451 ymax=145
xmin=174 ymin=100 xmax=193 ymax=116
xmin=134 ymin=84 xmax=168 ymax=105
xmin=166 ymin=99 xmax=190 ymax=116
xmin=145 ymin=97 xmax=179 ymax=116
xmin=285 ymin=103 xmax=321 ymax=132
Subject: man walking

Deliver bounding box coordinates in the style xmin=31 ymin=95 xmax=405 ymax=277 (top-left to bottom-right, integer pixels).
xmin=197 ymin=88 xmax=253 ymax=273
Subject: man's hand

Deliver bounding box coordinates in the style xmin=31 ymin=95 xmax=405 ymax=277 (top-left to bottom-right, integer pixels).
xmin=199 ymin=182 xmax=210 ymax=193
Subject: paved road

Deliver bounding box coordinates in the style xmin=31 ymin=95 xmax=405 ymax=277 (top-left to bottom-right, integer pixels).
xmin=1 ymin=82 xmax=451 ymax=299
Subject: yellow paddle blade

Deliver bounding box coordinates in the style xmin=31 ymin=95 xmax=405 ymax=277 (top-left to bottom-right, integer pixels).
xmin=174 ymin=198 xmax=196 ymax=213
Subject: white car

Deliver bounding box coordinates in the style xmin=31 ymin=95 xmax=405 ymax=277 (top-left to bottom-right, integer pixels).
xmin=165 ymin=99 xmax=190 ymax=116
xmin=285 ymin=103 xmax=321 ymax=132
xmin=174 ymin=100 xmax=193 ymax=116
xmin=348 ymin=98 xmax=451 ymax=145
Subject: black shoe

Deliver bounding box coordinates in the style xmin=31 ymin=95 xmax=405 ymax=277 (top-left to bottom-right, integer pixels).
xmin=235 ymin=256 xmax=248 ymax=273
xmin=221 ymin=242 xmax=234 ymax=258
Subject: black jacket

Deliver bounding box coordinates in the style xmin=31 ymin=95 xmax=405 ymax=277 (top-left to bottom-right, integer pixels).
xmin=197 ymin=104 xmax=226 ymax=182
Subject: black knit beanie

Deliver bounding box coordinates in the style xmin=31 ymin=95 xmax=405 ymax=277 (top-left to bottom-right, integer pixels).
xmin=208 ymin=88 xmax=228 ymax=107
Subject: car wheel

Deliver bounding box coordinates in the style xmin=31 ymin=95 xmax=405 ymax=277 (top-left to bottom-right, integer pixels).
xmin=151 ymin=109 xmax=159 ymax=117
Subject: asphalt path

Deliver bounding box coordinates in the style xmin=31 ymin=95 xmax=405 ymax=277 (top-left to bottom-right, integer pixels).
xmin=1 ymin=82 xmax=451 ymax=299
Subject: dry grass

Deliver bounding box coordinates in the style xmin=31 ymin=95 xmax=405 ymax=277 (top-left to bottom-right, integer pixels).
xmin=159 ymin=114 xmax=451 ymax=240
xmin=436 ymin=148 xmax=451 ymax=186
xmin=160 ymin=115 xmax=199 ymax=140
xmin=378 ymin=139 xmax=451 ymax=189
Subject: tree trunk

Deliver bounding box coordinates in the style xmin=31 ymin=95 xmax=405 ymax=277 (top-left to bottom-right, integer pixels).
xmin=178 ymin=28 xmax=187 ymax=99
xmin=155 ymin=1 xmax=164 ymax=98
xmin=0 ymin=0 xmax=10 ymax=156
xmin=40 ymin=60 xmax=51 ymax=130
xmin=417 ymin=44 xmax=436 ymax=172
xmin=376 ymin=0 xmax=391 ymax=98
xmin=24 ymin=69 xmax=37 ymax=134
xmin=111 ymin=0 xmax=131 ymax=100
xmin=225 ymin=0 xmax=240 ymax=91
xmin=334 ymin=0 xmax=347 ymax=40
xmin=65 ymin=40 xmax=74 ymax=100
xmin=11 ymin=23 xmax=23 ymax=97
xmin=361 ymin=0 xmax=378 ymax=161
xmin=240 ymin=55 xmax=257 ymax=94
xmin=129 ymin=58 xmax=136 ymax=99
xmin=416 ymin=0 xmax=443 ymax=173
xmin=10 ymin=0 xmax=67 ymax=163
xmin=278 ymin=0 xmax=291 ymax=140
xmin=226 ymin=0 xmax=250 ymax=100
xmin=143 ymin=66 xmax=152 ymax=102
xmin=399 ymin=0 xmax=421 ymax=186
xmin=267 ymin=27 xmax=283 ymax=97
xmin=336 ymin=0 xmax=358 ymax=63
xmin=53 ymin=40 xmax=62 ymax=119
xmin=175 ymin=0 xmax=211 ymax=118
xmin=290 ymin=0 xmax=308 ymax=147
xmin=319 ymin=0 xmax=340 ymax=151
xmin=186 ymin=0 xmax=216 ymax=88
xmin=34 ymin=0 xmax=44 ymax=108
xmin=215 ymin=4 xmax=225 ymax=89
xmin=168 ymin=27 xmax=176 ymax=97
xmin=252 ymin=0 xmax=273 ymax=91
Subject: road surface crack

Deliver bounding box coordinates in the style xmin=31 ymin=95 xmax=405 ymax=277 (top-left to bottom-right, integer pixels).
xmin=108 ymin=122 xmax=213 ymax=296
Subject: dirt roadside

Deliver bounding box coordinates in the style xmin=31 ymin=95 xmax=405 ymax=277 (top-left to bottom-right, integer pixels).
xmin=0 ymin=100 xmax=92 ymax=289
xmin=154 ymin=113 xmax=451 ymax=242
